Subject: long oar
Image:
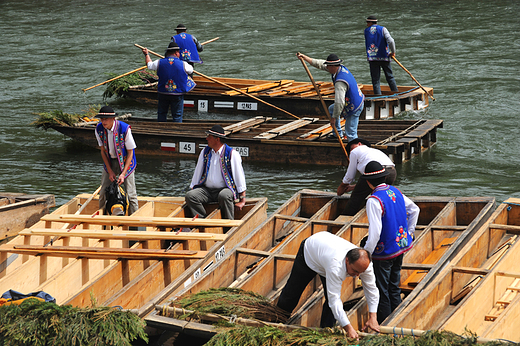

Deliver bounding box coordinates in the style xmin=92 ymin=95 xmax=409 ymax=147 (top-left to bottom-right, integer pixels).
xmin=392 ymin=56 xmax=435 ymax=101
xmin=82 ymin=37 xmax=220 ymax=92
xmin=135 ymin=43 xmax=301 ymax=120
xmin=298 ymin=53 xmax=349 ymax=162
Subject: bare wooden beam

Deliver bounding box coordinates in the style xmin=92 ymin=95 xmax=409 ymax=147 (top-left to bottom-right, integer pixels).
xmin=19 ymin=229 xmax=227 ymax=241
xmin=41 ymin=214 xmax=242 ymax=228
xmin=1 ymin=245 xmax=207 ymax=260
xmin=452 ymin=266 xmax=491 ymax=275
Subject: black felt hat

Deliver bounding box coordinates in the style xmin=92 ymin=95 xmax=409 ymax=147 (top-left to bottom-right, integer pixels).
xmin=166 ymin=41 xmax=180 ymax=51
xmin=346 ymin=138 xmax=371 ymax=153
xmin=176 ymin=24 xmax=187 ymax=31
xmin=95 ymin=105 xmax=117 ymax=118
xmin=366 ymin=15 xmax=378 ymax=23
xmin=362 ymin=161 xmax=390 ymax=180
xmin=205 ymin=125 xmax=226 ymax=138
xmin=323 ymin=54 xmax=343 ymax=66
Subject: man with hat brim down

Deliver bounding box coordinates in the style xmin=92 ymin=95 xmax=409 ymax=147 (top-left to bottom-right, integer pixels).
xmin=171 ymin=24 xmax=203 ymax=65
xmin=185 ymin=125 xmax=246 ymax=220
xmin=362 ymin=161 xmax=420 ymax=324
xmin=94 ymin=106 xmax=139 ymax=215
xmin=338 ymin=138 xmax=396 ymax=216
xmin=142 ymin=42 xmax=196 ymax=122
xmin=297 ymin=52 xmax=364 ymax=141
xmin=364 ymin=16 xmax=398 ymax=95
xmin=276 ymin=231 xmax=380 ymax=339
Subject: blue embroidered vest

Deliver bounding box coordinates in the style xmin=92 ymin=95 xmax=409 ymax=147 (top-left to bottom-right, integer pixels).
xmin=369 ymin=184 xmax=413 ymax=260
xmin=364 ymin=25 xmax=391 ymax=61
xmin=157 ymin=56 xmax=196 ymax=94
xmin=172 ymin=33 xmax=202 ymax=64
xmin=96 ymin=120 xmax=137 ymax=178
xmin=333 ymin=66 xmax=365 ymax=115
xmin=195 ymin=144 xmax=238 ymax=199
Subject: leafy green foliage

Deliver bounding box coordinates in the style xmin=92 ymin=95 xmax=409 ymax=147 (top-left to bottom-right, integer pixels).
xmin=32 ymin=105 xmax=101 ymax=130
xmin=0 ymin=299 xmax=148 ymax=345
xmin=102 ymin=70 xmax=157 ymax=100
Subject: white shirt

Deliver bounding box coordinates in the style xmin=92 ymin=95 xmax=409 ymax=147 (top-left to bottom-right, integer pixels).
xmin=364 ymin=184 xmax=420 ymax=254
xmin=303 ymin=231 xmax=379 ymax=327
xmin=189 ymin=145 xmax=246 ymax=193
xmin=95 ymin=121 xmax=137 ymax=159
xmin=342 ymin=145 xmax=394 ymax=185
xmin=147 ymin=58 xmax=194 ymax=75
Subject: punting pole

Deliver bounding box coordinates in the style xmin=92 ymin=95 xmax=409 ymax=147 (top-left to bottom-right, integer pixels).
xmin=82 ymin=38 xmax=219 ymax=92
xmin=134 ymin=43 xmax=301 ymax=120
xmin=392 ymin=56 xmax=435 ymax=101
xmin=297 ymin=53 xmax=349 ymax=163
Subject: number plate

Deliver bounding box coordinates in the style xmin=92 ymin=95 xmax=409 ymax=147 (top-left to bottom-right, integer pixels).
xmin=179 ymin=142 xmax=196 ymax=154
xmin=237 ymin=102 xmax=258 ymax=111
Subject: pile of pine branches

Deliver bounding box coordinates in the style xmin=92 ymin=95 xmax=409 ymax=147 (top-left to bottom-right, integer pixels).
xmin=205 ymin=325 xmax=513 ymax=346
xmin=102 ymin=70 xmax=158 ymax=100
xmin=170 ymin=287 xmax=290 ymax=323
xmin=33 ymin=105 xmax=101 ymax=130
xmin=0 ymin=299 xmax=148 ymax=345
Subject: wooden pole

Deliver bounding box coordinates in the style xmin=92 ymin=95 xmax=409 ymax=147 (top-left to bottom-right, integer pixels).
xmin=134 ymin=43 xmax=301 ymax=120
xmin=82 ymin=66 xmax=148 ymax=92
xmin=82 ymin=38 xmax=219 ymax=93
xmin=297 ymin=54 xmax=349 ymax=162
xmin=392 ymin=56 xmax=435 ymax=101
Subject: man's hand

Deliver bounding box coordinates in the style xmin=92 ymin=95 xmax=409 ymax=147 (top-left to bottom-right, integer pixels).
xmin=343 ymin=323 xmax=359 ymax=339
xmin=235 ymin=199 xmax=246 ymax=211
xmin=108 ymin=170 xmax=117 ymax=182
xmin=363 ymin=312 xmax=380 ymax=333
xmin=117 ymin=174 xmax=125 ymax=185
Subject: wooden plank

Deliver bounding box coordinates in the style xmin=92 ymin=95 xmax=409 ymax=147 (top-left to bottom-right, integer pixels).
xmin=266 ymin=82 xmax=324 ymax=96
xmin=224 ymin=80 xmax=293 ymax=95
xmin=223 ymin=116 xmax=272 ymax=134
xmin=18 ymin=228 xmax=228 ymax=241
xmin=253 ymin=118 xmax=319 ymax=140
xmin=40 ymin=214 xmax=242 ymax=227
xmin=3 ymin=245 xmax=207 ymax=260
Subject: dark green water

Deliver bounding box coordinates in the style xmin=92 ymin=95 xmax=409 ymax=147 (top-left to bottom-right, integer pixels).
xmin=1 ymin=0 xmax=519 ymax=212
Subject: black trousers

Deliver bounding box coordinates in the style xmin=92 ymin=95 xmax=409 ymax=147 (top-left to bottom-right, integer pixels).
xmin=277 ymin=239 xmax=336 ymax=327
xmin=343 ymin=166 xmax=397 ymax=216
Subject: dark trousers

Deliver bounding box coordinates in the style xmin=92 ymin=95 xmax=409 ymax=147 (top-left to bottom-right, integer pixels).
xmin=369 ymin=60 xmax=398 ymax=95
xmin=157 ymin=93 xmax=184 ymax=122
xmin=373 ymin=254 xmax=403 ymax=324
xmin=277 ymin=240 xmax=335 ymax=327
xmin=343 ymin=166 xmax=396 ymax=216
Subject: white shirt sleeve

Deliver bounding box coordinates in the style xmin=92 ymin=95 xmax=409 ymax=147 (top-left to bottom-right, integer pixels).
xmin=183 ymin=61 xmax=194 ymax=75
xmin=125 ymin=128 xmax=137 ymax=150
xmin=230 ymin=150 xmax=247 ymax=193
xmin=404 ymin=195 xmax=420 ymax=235
xmin=383 ymin=27 xmax=396 ymax=54
xmin=332 ymin=81 xmax=347 ymax=119
xmin=147 ymin=59 xmax=160 ymax=71
xmin=189 ymin=150 xmax=206 ymax=189
xmin=359 ymin=262 xmax=380 ymax=313
xmin=342 ymin=149 xmax=360 ymax=184
xmin=365 ymin=196 xmax=383 ymax=254
xmin=324 ymin=266 xmax=351 ymax=327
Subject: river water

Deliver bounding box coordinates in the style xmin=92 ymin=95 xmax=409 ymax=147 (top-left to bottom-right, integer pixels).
xmin=1 ymin=0 xmax=519 ymax=213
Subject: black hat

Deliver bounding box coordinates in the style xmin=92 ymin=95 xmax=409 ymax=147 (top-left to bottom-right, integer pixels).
xmin=95 ymin=105 xmax=117 ymax=118
xmin=166 ymin=41 xmax=180 ymax=51
xmin=362 ymin=161 xmax=390 ymax=180
xmin=176 ymin=24 xmax=187 ymax=31
xmin=346 ymin=138 xmax=371 ymax=153
xmin=366 ymin=15 xmax=378 ymax=23
xmin=205 ymin=125 xmax=226 ymax=138
xmin=323 ymin=54 xmax=343 ymax=66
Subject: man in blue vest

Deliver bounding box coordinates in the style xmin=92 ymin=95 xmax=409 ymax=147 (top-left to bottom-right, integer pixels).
xmin=95 ymin=106 xmax=139 ymax=215
xmin=364 ymin=16 xmax=399 ymax=95
xmin=185 ymin=125 xmax=247 ymax=220
xmin=362 ymin=161 xmax=420 ymax=323
xmin=142 ymin=42 xmax=196 ymax=122
xmin=171 ymin=24 xmax=203 ymax=65
xmin=297 ymin=52 xmax=364 ymax=141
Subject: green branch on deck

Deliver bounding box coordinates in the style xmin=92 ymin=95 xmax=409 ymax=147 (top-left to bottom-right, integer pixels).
xmin=102 ymin=69 xmax=157 ymax=100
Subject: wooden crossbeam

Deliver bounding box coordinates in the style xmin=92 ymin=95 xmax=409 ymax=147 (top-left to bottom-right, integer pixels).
xmin=254 ymin=118 xmax=319 ymax=140
xmin=18 ymin=228 xmax=227 ymax=241
xmin=223 ymin=116 xmax=272 ymax=134
xmin=41 ymin=214 xmax=242 ymax=228
xmin=2 ymin=245 xmax=207 ymax=260
xmin=266 ymin=82 xmax=324 ymax=96
xmin=223 ymin=80 xmax=293 ymax=95
xmin=490 ymin=223 xmax=520 ymax=234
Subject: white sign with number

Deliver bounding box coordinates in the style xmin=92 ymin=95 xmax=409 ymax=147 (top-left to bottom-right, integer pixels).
xmin=215 ymin=245 xmax=226 ymax=262
xmin=237 ymin=102 xmax=258 ymax=111
xmin=233 ymin=146 xmax=249 ymax=157
xmin=179 ymin=142 xmax=196 ymax=154
xmin=198 ymin=100 xmax=208 ymax=112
